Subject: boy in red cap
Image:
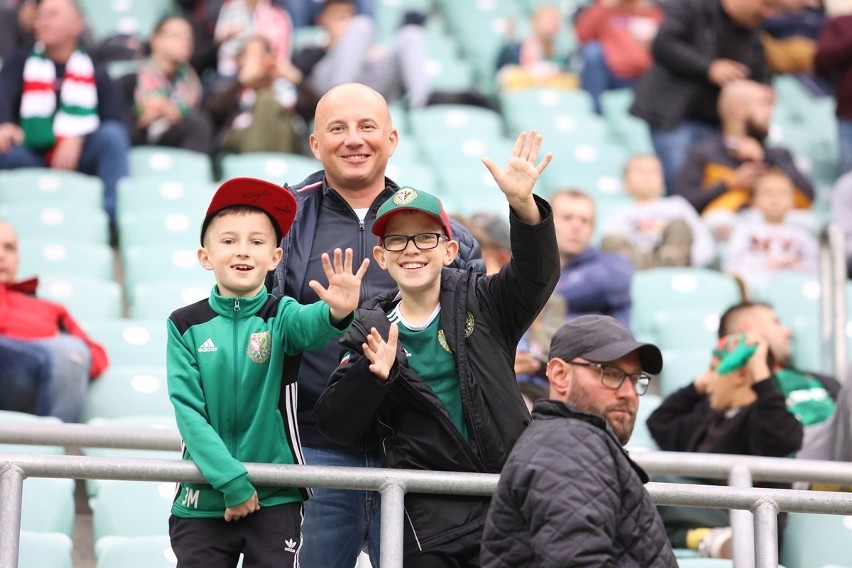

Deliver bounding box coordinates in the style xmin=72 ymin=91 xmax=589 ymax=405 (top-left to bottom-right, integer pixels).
xmin=314 ymin=131 xmax=559 ymax=566
xmin=166 ymin=176 xmax=369 ymax=567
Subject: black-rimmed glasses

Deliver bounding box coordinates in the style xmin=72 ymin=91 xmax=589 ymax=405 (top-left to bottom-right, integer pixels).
xmin=381 ymin=232 xmax=446 ymax=251
xmin=570 ymin=361 xmax=652 ymax=396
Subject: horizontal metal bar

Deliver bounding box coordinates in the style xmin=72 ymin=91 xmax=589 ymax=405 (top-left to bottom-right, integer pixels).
xmin=633 ymin=451 xmax=852 ymax=485
xmin=0 ymin=423 xmax=181 ymax=450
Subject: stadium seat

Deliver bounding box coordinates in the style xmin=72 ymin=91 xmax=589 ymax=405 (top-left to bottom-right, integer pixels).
xmin=676 ymin=560 xmax=733 ymax=567
xmin=781 ymin=513 xmax=852 ymax=568
xmin=500 ymin=89 xmax=598 ymax=135
xmin=750 ymin=272 xmax=821 ymax=325
xmin=118 ymin=210 xmax=204 ymax=252
xmin=81 ymin=366 xmax=172 ymax=421
xmin=82 ymin=320 xmax=167 ymax=368
xmin=129 ymin=281 xmax=209 ymax=321
xmin=95 ymin=535 xmax=177 ymax=568
xmin=653 ymin=309 xmax=720 ymax=352
xmin=91 ymin=481 xmax=174 ymax=544
xmin=78 ymin=0 xmax=173 ymax=41
xmin=16 ymin=239 xmax=114 ymax=282
xmin=219 ymin=152 xmax=321 ymax=185
xmin=631 ymin=268 xmax=742 ymax=341
xmin=0 ymin=203 xmax=109 ymax=246
xmin=19 ymin=531 xmax=73 ymax=568
xmin=539 ymin=141 xmax=628 ymax=198
xmin=433 ymin=166 xmax=510 ymax=217
xmin=37 ymin=275 xmax=123 ymax=321
xmin=599 ymin=89 xmax=654 ymax=154
xmin=122 ymin=244 xmax=212 ymax=294
xmin=0 ymin=169 xmax=103 ymax=210
xmin=128 ymin=147 xmax=213 ymax=182
xmin=625 ymin=393 xmax=661 ymax=452
xmin=659 ymin=349 xmax=711 ymax=397
xmin=419 ymin=135 xmax=515 ymax=171
xmin=21 ymin=478 xmax=76 ymax=537
xmin=385 ymin=161 xmax=437 ymax=194
xmin=116 ymin=178 xmax=215 ymax=221
xmin=409 ymin=105 xmax=505 ymax=142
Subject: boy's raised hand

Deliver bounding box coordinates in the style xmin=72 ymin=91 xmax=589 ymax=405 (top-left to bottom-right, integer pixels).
xmin=363 ymin=324 xmax=399 ymax=382
xmin=309 ymin=248 xmax=370 ymax=323
xmin=482 ymin=130 xmax=553 ymax=224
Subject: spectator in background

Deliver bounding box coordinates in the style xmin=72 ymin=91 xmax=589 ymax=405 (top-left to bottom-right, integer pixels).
xmin=647 ymin=332 xmax=803 ymax=558
xmin=814 ymin=0 xmax=852 ymax=177
xmin=718 ymin=301 xmax=841 ymax=456
xmin=574 ymin=0 xmax=664 ymax=113
xmin=205 ymin=35 xmax=298 ymax=154
xmin=0 ymin=0 xmax=35 ymax=59
xmin=292 ymin=0 xmax=430 ymax=121
xmin=630 ymin=0 xmax=774 ymax=194
xmin=214 ymin=0 xmax=298 ymax=81
xmin=495 ymin=3 xmax=578 ymax=91
xmin=761 ymin=0 xmax=825 ymax=74
xmin=723 ymin=171 xmax=818 ymax=289
xmin=602 ymin=154 xmax=716 ymax=269
xmin=175 ymin=0 xmax=224 ymax=78
xmin=831 ymin=171 xmax=852 ymax=278
xmin=468 ymin=212 xmax=512 ymax=275
xmin=0 ymin=220 xmax=109 ymax=422
xmin=0 ymin=0 xmax=129 ymax=229
xmin=286 ymin=0 xmax=374 ymax=29
xmin=674 ymin=80 xmax=814 ymax=240
xmin=550 ymin=189 xmax=634 ymax=329
xmin=132 ymin=16 xmax=213 ymax=154
xmin=481 ymin=315 xmax=675 ymax=567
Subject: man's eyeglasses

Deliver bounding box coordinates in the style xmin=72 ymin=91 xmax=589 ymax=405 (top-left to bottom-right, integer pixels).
xmin=570 ymin=361 xmax=652 ymax=396
xmin=381 ymin=232 xmax=446 ymax=251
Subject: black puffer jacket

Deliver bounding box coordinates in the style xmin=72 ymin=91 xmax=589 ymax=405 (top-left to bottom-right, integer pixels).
xmin=481 ymin=400 xmax=678 ymax=568
xmin=315 ymin=198 xmax=559 ymax=554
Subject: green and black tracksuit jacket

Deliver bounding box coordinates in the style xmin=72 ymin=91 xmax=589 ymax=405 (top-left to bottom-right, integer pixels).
xmin=167 ymin=286 xmax=351 ymax=519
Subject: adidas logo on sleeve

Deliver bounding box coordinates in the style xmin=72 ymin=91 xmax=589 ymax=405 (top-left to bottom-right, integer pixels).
xmin=197 ymin=338 xmax=218 ymax=353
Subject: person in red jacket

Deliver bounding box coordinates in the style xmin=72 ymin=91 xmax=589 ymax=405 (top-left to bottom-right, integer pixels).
xmin=574 ymin=0 xmax=664 ymax=113
xmin=0 ymin=220 xmax=108 ymax=422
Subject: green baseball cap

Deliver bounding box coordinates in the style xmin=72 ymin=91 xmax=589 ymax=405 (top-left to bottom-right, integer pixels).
xmin=372 ymin=187 xmax=453 ymax=238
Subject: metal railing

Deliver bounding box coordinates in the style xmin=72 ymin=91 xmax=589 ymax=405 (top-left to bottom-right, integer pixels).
xmin=819 ymin=223 xmax=847 ymax=378
xmin=3 ymin=425 xmax=852 ymax=568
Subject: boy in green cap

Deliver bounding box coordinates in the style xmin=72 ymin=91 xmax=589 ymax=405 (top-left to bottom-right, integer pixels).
xmin=314 ymin=131 xmax=559 ymax=566
xmin=166 ymin=176 xmax=369 ymax=567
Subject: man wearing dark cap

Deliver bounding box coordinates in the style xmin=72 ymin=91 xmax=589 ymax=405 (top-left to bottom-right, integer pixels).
xmin=481 ymin=315 xmax=678 ymax=567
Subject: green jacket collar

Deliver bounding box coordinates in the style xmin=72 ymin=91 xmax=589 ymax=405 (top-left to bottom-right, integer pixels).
xmin=208 ymin=285 xmax=268 ymax=318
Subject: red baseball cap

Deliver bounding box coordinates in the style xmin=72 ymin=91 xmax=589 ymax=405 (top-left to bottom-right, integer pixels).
xmin=201 ymin=177 xmax=297 ymax=244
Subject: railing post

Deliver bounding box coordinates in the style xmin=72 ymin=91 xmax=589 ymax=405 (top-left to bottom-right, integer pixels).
xmin=819 ymin=224 xmax=847 ymax=378
xmin=752 ymin=498 xmax=779 ymax=568
xmin=379 ymin=480 xmax=406 ymax=568
xmin=0 ymin=464 xmax=25 ymax=568
xmin=729 ymin=464 xmax=755 ymax=568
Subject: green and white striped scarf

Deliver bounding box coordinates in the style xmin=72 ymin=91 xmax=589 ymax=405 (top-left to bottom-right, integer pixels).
xmin=20 ymin=43 xmax=99 ymax=150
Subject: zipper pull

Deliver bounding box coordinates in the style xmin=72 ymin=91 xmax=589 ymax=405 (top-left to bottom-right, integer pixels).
xmin=234 ymin=298 xmax=241 ymax=312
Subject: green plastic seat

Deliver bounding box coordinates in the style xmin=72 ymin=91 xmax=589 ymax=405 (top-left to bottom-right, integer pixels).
xmin=37 ymin=275 xmax=123 ymax=321
xmin=116 ymin=177 xmax=215 ymax=221
xmin=78 ymin=0 xmax=175 ymax=42
xmin=653 ymin=309 xmax=720 ymax=352
xmin=129 ymin=146 xmax=213 ymax=182
xmin=0 ymin=203 xmax=109 ymax=245
xmin=624 ymin=393 xmax=661 ymax=452
xmin=219 ymin=152 xmax=321 ymax=185
xmin=659 ymin=348 xmax=711 ymax=397
xmin=129 ymin=281 xmax=210 ymax=321
xmin=781 ymin=512 xmax=852 ymax=568
xmin=91 ymin=481 xmax=175 ymax=545
xmin=118 ymin=209 xmax=204 ymax=252
xmin=0 ymin=168 xmax=103 ymax=210
xmin=19 ymin=531 xmax=73 ymax=568
xmin=22 ymin=478 xmax=76 ymax=536
xmin=81 ymin=366 xmax=171 ymax=421
xmin=17 ymin=239 xmax=114 ymax=282
xmin=409 ymin=104 xmax=505 ymax=142
xmin=81 ymin=319 xmax=168 ymax=368
xmin=631 ymin=268 xmax=742 ymax=341
xmin=122 ymin=244 xmax=212 ymax=295
xmin=95 ymin=535 xmax=176 ymax=568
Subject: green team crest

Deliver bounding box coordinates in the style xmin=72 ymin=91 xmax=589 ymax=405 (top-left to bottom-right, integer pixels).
xmin=247 ymin=331 xmax=271 ymax=364
xmin=437 ymin=312 xmax=475 ymax=353
xmin=393 ymin=188 xmax=418 ymax=205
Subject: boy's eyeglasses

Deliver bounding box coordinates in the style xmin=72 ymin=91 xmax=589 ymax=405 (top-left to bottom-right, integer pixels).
xmin=569 ymin=361 xmax=652 ymax=396
xmin=381 ymin=233 xmax=447 ymax=251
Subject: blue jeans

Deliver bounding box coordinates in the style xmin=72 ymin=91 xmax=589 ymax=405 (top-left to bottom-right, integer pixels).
xmin=651 ymin=120 xmax=720 ymax=195
xmin=839 ymin=117 xmax=852 ymax=178
xmin=0 ymin=120 xmax=129 ymax=221
xmin=0 ymin=335 xmax=89 ymax=422
xmin=300 ymin=445 xmax=382 ymax=568
xmin=580 ymin=42 xmax=636 ymax=114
